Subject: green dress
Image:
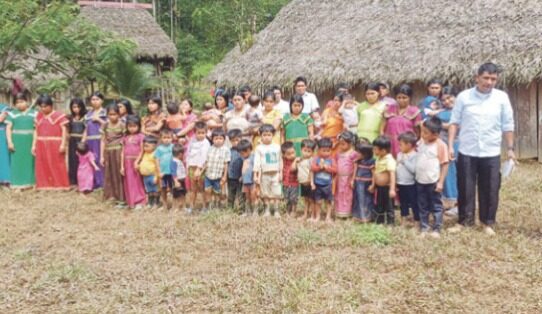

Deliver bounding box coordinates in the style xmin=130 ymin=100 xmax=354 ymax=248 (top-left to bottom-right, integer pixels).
xmin=6 ymin=108 xmax=37 ymax=188
xmin=356 ymin=101 xmax=386 ymax=142
xmin=283 ymin=113 xmax=313 ymax=156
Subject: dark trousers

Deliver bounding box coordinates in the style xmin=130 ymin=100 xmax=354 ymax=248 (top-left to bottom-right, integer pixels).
xmin=227 ymin=178 xmax=244 ymax=209
xmin=457 ymin=154 xmax=501 ymax=226
xmin=398 ymin=184 xmax=420 ymax=221
xmin=374 ymin=186 xmax=394 ymax=225
xmin=416 ymin=182 xmax=443 ymax=232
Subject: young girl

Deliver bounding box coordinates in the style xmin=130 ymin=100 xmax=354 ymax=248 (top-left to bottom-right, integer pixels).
xmin=84 ymin=92 xmax=106 ymax=188
xmin=0 ymin=102 xmax=10 ymax=186
xmin=117 ymin=99 xmax=134 ymax=124
xmin=6 ymin=93 xmax=37 ymax=189
xmin=142 ymin=96 xmax=165 ymax=139
xmin=356 ymin=83 xmax=387 ymax=143
xmin=33 ymin=94 xmax=70 ymax=191
xmin=121 ymin=115 xmax=146 ymax=210
xmin=76 ymin=142 xmax=99 ymax=195
xmin=351 ymin=139 xmax=375 ymax=223
xmin=334 ymin=131 xmax=359 ymax=218
xmin=282 ymin=95 xmax=314 ymax=156
xmin=259 ymin=92 xmax=282 ymax=145
xmin=166 ymin=101 xmax=183 ymax=139
xmin=67 ymin=98 xmax=87 ymax=187
xmin=100 ymin=104 xmax=125 ymax=205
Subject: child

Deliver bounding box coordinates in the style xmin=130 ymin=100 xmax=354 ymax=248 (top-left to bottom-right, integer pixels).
xmin=396 ymin=132 xmax=420 ymax=225
xmin=352 ymin=139 xmax=375 ymax=223
xmin=155 ymin=130 xmax=174 ymax=209
xmin=339 ymin=93 xmax=358 ymax=134
xmin=200 ymin=102 xmax=223 ymax=137
xmin=245 ymin=95 xmax=263 ymax=139
xmin=84 ymin=92 xmax=107 ymax=188
xmin=422 ymin=97 xmax=443 ymax=120
xmin=371 ymin=136 xmax=396 ymax=225
xmin=165 ymin=102 xmax=184 ymax=139
xmin=281 ymin=141 xmax=299 ymax=217
xmin=171 ymin=144 xmax=187 ymax=212
xmin=5 ymin=93 xmax=37 ymax=189
xmin=311 ymin=138 xmax=337 ymax=222
xmin=334 ymin=131 xmax=359 ymax=218
xmin=100 ymin=104 xmax=126 ymax=205
xmin=117 ymin=99 xmax=134 ymax=124
xmin=186 ymin=122 xmax=211 ymax=213
xmin=239 ymin=139 xmax=257 ymax=216
xmin=203 ymin=128 xmax=230 ymax=211
xmin=67 ymin=98 xmax=87 ymax=187
xmin=142 ymin=96 xmax=165 ymax=139
xmin=76 ymin=142 xmax=99 ymax=196
xmin=139 ymin=136 xmax=161 ymax=209
xmin=227 ymin=129 xmax=244 ymax=209
xmin=298 ymin=139 xmax=316 ymax=221
xmin=416 ymin=117 xmax=449 ymax=238
xmin=254 ymin=124 xmax=282 ymax=217
xmin=121 ymin=115 xmax=146 ymax=210
xmin=282 ymin=95 xmax=314 ymax=156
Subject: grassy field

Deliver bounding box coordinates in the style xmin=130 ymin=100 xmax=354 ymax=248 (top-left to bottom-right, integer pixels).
xmin=1 ymin=161 xmax=541 ymax=313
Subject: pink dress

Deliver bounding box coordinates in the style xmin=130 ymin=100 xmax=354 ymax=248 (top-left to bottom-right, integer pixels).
xmin=384 ymin=105 xmax=421 ymax=157
xmin=77 ymin=151 xmax=95 ymax=192
xmin=122 ymin=133 xmax=146 ymax=208
xmin=334 ymin=150 xmax=360 ymax=218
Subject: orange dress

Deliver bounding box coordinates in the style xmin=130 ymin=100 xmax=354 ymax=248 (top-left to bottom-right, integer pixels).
xmin=321 ymin=108 xmax=344 ymax=155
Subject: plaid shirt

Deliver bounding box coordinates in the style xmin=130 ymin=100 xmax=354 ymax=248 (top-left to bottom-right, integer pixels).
xmin=283 ymin=158 xmax=298 ymax=187
xmin=205 ymin=145 xmax=231 ymax=180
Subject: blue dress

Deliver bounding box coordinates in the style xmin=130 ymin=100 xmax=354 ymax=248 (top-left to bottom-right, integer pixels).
xmin=352 ymin=158 xmax=375 ymax=222
xmin=437 ymin=108 xmax=458 ymax=201
xmin=0 ymin=104 xmax=10 ymax=184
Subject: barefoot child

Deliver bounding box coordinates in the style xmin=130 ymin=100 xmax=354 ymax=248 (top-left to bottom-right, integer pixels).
xmin=311 ymin=138 xmax=337 ymax=222
xmin=76 ymin=142 xmax=99 ymax=196
xmin=254 ymin=124 xmax=282 ymax=217
xmin=139 ymin=136 xmax=161 ymax=209
xmin=100 ymin=104 xmax=125 ymax=206
xmin=396 ymin=131 xmax=420 ymax=224
xmin=186 ymin=122 xmax=210 ymax=213
xmin=203 ymin=128 xmax=230 ymax=211
xmin=298 ymin=139 xmax=316 ymax=220
xmin=416 ymin=117 xmax=449 ymax=238
xmin=281 ymin=141 xmax=299 ymax=217
xmin=239 ymin=139 xmax=257 ymax=216
xmin=121 ymin=115 xmax=146 ymax=210
xmin=227 ymin=129 xmax=244 ymax=209
xmin=371 ymin=136 xmax=396 ymax=225
xmin=334 ymin=131 xmax=359 ymax=218
xmin=155 ymin=130 xmax=174 ymax=209
xmin=171 ymin=144 xmax=187 ymax=211
xmin=352 ymin=139 xmax=375 ymax=223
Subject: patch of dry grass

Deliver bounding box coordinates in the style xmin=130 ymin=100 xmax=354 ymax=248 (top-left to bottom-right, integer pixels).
xmin=1 ymin=162 xmax=541 ymax=313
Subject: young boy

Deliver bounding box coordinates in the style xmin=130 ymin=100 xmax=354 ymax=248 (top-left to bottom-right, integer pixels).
xmin=396 ymin=132 xmax=420 ymax=225
xmin=254 ymin=124 xmax=282 ymax=217
xmin=155 ymin=130 xmax=174 ymax=209
xmin=282 ymin=141 xmax=299 ymax=217
xmin=416 ymin=117 xmax=449 ymax=238
xmin=238 ymin=139 xmax=256 ymax=216
xmin=311 ymin=138 xmax=337 ymax=223
xmin=138 ymin=136 xmax=161 ymax=209
xmin=227 ymin=129 xmax=244 ymax=209
xmin=186 ymin=122 xmax=211 ymax=213
xmin=202 ymin=128 xmax=230 ymax=211
xmin=370 ymin=136 xmax=396 ymax=225
xmin=298 ymin=139 xmax=316 ymax=221
xmin=171 ymin=143 xmax=187 ymax=212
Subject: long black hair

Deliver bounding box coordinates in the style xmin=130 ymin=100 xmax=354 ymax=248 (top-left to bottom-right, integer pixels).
xmin=117 ymin=99 xmax=134 ymax=115
xmin=289 ymin=94 xmax=304 ymax=114
xmin=69 ymin=98 xmax=87 ymax=118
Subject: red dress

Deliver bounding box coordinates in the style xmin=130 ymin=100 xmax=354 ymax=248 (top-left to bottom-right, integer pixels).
xmin=35 ymin=111 xmax=70 ymax=190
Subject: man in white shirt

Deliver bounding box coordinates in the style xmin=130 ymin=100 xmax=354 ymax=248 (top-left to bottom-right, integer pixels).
xmin=272 ymin=85 xmax=291 ymax=115
xmin=293 ymin=76 xmax=320 ymax=115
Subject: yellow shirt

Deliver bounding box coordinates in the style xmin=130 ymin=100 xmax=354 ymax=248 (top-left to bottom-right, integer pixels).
xmin=375 ymin=153 xmax=396 ymax=174
xmin=139 ymin=152 xmax=158 ymax=176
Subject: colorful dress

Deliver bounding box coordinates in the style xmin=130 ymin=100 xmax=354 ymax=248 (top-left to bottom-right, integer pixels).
xmin=84 ymin=108 xmax=106 ymax=188
xmin=254 ymin=109 xmax=282 ymax=146
xmin=35 ymin=111 xmax=70 ymax=190
xmin=0 ymin=104 xmax=10 ymax=184
xmin=334 ymin=150 xmax=359 ymax=218
xmin=437 ymin=108 xmax=458 ymax=202
xmin=77 ymin=151 xmax=95 ymax=192
xmin=321 ymin=108 xmax=344 ymax=155
xmin=384 ymin=105 xmax=421 ymax=157
xmin=283 ymin=113 xmax=313 ymax=156
xmin=6 ymin=108 xmax=37 ymax=188
xmin=356 ymin=101 xmax=386 ymax=142
xmin=142 ymin=112 xmax=166 ymax=139
xmin=352 ymin=159 xmax=375 ymax=222
xmin=67 ymin=116 xmax=86 ymax=186
xmin=122 ymin=133 xmax=146 ymax=208
xmin=101 ymin=121 xmax=125 ymax=201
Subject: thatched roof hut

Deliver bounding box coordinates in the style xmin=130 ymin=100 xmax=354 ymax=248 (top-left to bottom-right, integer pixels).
xmin=209 ymin=0 xmax=542 ymax=161
xmin=80 ymin=6 xmax=177 ymax=68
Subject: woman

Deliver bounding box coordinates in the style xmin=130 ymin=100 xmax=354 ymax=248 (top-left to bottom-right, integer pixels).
xmin=215 ymin=91 xmax=231 ymax=115
xmin=356 ymin=83 xmax=387 ymax=142
xmin=33 ymin=94 xmax=70 ymax=191
xmin=384 ymin=84 xmax=422 ymax=157
xmin=83 ymin=92 xmax=106 ymax=188
xmin=224 ymin=92 xmax=249 ymax=136
xmin=67 ymin=98 xmax=87 ymax=187
xmin=0 ymin=102 xmax=10 ymax=185
xmin=117 ymin=99 xmax=134 ymax=124
xmin=177 ymin=99 xmax=198 ymax=146
xmin=254 ymin=91 xmax=282 ymax=146
xmin=420 ymin=78 xmax=444 ymax=119
xmin=321 ymin=92 xmax=345 ymax=154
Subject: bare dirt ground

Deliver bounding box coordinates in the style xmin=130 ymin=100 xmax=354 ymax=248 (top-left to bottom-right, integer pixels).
xmin=1 ymin=161 xmax=541 ymax=313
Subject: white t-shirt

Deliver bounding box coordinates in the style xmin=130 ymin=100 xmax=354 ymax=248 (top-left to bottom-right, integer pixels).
xmin=339 ymin=106 xmax=358 ymax=127
xmin=186 ymin=138 xmax=211 ymax=168
xmin=253 ymin=143 xmax=281 ymax=173
xmin=415 ymin=139 xmax=449 ymax=184
xmin=301 ymin=92 xmax=320 ymax=114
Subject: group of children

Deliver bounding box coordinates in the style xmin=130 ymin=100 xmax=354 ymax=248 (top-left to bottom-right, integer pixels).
xmin=0 ymin=83 xmax=453 ymax=237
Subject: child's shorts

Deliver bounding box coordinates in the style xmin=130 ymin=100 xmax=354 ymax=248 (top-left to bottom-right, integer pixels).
xmin=314 ymin=183 xmax=333 ymax=202
xmin=143 ymin=175 xmax=159 ymax=193
xmin=242 ymin=184 xmax=255 ymax=193
xmin=284 ymin=186 xmax=299 ymax=204
xmin=300 ymin=184 xmax=314 ymax=199
xmin=161 ymin=174 xmax=173 ymax=190
xmin=204 ymin=177 xmax=222 ymax=194
xmin=188 ymin=166 xmax=204 ymax=182
xmin=259 ymin=172 xmax=282 ymax=198
xmin=172 ymin=178 xmax=187 ymax=199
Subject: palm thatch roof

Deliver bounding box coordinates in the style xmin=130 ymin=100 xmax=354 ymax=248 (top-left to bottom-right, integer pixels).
xmin=209 ymin=0 xmax=542 ymax=89
xmin=80 ymin=7 xmax=177 ymax=63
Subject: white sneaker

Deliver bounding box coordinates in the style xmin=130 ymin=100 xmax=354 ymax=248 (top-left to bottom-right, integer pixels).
xmin=445 ymin=207 xmax=458 ymax=217
xmin=448 ymin=224 xmax=464 ymax=234
xmin=483 ymin=226 xmax=496 ymax=236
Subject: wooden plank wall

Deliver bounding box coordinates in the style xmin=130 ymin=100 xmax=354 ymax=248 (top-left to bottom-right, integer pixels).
xmin=506 ymin=84 xmax=538 ymax=160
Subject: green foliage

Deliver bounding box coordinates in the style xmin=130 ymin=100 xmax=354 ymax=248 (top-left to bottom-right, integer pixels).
xmin=342 ymin=224 xmax=393 ymax=246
